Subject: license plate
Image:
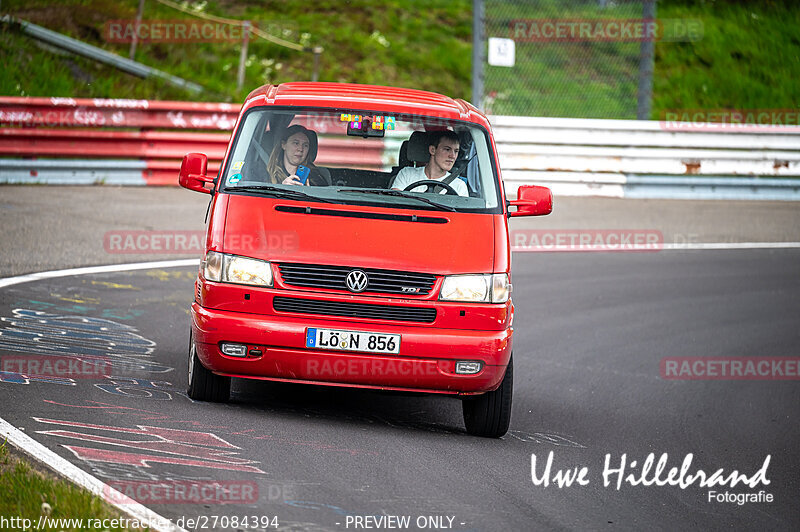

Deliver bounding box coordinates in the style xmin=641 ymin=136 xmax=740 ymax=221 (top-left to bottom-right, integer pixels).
xmin=306 ymin=328 xmax=400 ymax=354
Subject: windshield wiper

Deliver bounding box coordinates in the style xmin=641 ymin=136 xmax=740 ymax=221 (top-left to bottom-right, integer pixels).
xmin=338 ymin=189 xmax=457 ymax=212
xmin=228 ymin=185 xmax=333 ymax=203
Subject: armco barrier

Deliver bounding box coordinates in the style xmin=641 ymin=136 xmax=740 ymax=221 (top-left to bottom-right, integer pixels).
xmin=0 ymin=96 xmax=237 ymax=129
xmin=0 ymin=97 xmax=383 ymax=185
xmin=491 ymin=115 xmax=800 ymax=200
xmin=2 ymin=97 xmax=799 ymax=199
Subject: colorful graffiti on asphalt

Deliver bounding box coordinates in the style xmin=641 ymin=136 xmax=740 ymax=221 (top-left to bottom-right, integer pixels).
xmin=34 ymin=417 xmax=266 ymax=474
xmin=0 ymin=370 xmax=75 ymax=385
xmin=12 ymin=298 xmax=144 ymax=321
xmin=43 ymin=400 xmax=381 ymax=457
xmin=95 ymin=376 xmax=178 ymax=400
xmin=0 ymin=309 xmax=171 ymax=373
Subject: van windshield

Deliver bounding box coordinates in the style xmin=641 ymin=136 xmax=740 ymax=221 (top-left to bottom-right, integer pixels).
xmin=221 ymin=107 xmax=502 ymax=213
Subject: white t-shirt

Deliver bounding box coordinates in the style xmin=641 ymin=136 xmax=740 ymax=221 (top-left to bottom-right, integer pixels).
xmin=391 ymin=166 xmax=468 ymax=196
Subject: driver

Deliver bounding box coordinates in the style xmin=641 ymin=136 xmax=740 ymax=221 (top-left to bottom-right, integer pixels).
xmin=391 ymin=130 xmax=468 ymax=196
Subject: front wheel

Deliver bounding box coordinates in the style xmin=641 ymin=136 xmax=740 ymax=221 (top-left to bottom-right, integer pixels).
xmin=187 ymin=332 xmax=230 ymax=402
xmin=462 ymin=356 xmax=513 ymax=438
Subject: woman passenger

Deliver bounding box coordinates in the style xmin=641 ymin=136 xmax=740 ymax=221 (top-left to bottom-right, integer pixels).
xmin=266 ymin=124 xmax=326 ymax=186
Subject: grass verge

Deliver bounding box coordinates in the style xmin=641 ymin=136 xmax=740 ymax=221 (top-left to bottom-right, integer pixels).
xmin=0 ymin=438 xmax=147 ymax=531
xmin=0 ymin=0 xmax=797 ymax=118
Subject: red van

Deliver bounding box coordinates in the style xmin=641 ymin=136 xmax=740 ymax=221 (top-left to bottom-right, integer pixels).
xmin=179 ymin=83 xmax=551 ymax=437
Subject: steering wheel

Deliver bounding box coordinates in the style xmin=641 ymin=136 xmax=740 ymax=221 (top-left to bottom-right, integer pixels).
xmin=402 ymin=179 xmax=459 ymax=195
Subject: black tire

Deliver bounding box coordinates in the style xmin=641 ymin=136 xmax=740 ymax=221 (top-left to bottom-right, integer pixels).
xmin=187 ymin=332 xmax=230 ymax=402
xmin=462 ymin=356 xmax=513 ymax=438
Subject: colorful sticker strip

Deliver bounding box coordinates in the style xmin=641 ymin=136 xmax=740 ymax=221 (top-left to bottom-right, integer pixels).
xmin=340 ymin=114 xmax=396 ymax=130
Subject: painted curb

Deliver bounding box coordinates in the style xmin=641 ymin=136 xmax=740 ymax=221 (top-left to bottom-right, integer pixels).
xmin=0 ymin=259 xmax=200 ymax=532
xmin=0 ymin=416 xmax=187 ymax=532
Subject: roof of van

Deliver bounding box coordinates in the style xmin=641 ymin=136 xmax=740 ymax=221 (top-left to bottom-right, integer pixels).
xmin=243 ymin=82 xmax=489 ymax=126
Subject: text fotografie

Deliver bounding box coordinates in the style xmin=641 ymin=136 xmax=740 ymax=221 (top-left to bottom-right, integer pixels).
xmin=531 ymin=451 xmax=771 ymax=490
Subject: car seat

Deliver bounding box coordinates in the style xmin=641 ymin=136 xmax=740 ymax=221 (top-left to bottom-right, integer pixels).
xmin=406 ymin=131 xmax=431 ymax=165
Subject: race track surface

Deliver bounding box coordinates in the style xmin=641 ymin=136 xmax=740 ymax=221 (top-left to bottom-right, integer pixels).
xmin=0 ymin=188 xmax=798 ymax=531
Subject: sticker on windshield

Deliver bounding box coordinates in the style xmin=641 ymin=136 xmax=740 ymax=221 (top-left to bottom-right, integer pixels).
xmin=228 ymin=173 xmax=242 ymax=184
xmin=340 ymin=114 xmax=395 ymax=130
xmin=232 ymin=161 xmax=244 ymax=171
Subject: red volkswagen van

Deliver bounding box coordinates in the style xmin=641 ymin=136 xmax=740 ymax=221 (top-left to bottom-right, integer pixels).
xmin=179 ymin=83 xmax=551 ymax=437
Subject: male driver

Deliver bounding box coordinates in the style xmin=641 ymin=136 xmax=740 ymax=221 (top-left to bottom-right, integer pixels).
xmin=391 ymin=130 xmax=468 ymax=196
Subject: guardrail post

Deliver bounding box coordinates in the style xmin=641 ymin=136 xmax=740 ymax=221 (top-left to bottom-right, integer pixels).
xmin=237 ymin=21 xmax=251 ymax=92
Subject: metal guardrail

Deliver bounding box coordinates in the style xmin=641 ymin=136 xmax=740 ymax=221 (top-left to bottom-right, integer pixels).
xmin=1 ymin=15 xmax=203 ymax=94
xmin=0 ymin=97 xmax=384 ymax=185
xmin=0 ymin=96 xmax=239 ymax=129
xmin=1 ymin=97 xmax=798 ymax=199
xmin=0 ymin=159 xmax=149 ymax=185
xmin=491 ymin=115 xmax=800 ymax=200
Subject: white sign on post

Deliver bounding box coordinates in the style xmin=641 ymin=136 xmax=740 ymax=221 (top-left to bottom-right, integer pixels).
xmin=488 ymin=37 xmax=515 ymax=67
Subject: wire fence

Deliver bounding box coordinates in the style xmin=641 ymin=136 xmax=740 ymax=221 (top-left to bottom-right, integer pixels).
xmin=481 ymin=0 xmax=652 ymax=118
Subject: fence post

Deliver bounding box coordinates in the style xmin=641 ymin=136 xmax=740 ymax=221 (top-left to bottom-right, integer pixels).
xmin=237 ymin=21 xmax=251 ymax=92
xmin=129 ymin=0 xmax=145 ymax=60
xmin=637 ymin=0 xmax=656 ymax=120
xmin=312 ymin=46 xmax=322 ymax=82
xmin=472 ymin=0 xmax=485 ymax=109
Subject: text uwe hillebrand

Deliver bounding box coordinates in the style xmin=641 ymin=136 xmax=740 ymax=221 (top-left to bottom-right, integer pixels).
xmin=531 ymin=451 xmax=771 ymax=490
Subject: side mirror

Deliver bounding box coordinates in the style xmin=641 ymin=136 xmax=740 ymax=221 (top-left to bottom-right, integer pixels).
xmin=179 ymin=153 xmax=214 ymax=194
xmin=508 ymin=185 xmax=553 ymax=217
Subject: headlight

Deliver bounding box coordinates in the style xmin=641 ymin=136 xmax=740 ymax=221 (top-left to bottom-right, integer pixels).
xmin=203 ymin=251 xmax=223 ymax=281
xmin=439 ymin=274 xmax=510 ymax=303
xmin=225 ymin=255 xmax=273 ymax=286
xmin=203 ymin=251 xmax=273 ymax=287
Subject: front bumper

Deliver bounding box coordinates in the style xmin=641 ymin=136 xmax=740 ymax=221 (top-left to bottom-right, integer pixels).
xmin=191 ymin=302 xmax=512 ymax=395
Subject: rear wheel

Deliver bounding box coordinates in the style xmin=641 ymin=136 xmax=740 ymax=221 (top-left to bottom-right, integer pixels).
xmin=187 ymin=332 xmax=230 ymax=402
xmin=462 ymin=356 xmax=513 ymax=438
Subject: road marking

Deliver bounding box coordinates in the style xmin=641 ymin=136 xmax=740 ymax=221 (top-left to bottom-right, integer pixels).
xmin=512 ymin=242 xmax=800 ymax=252
xmin=0 ymin=416 xmax=186 ymax=532
xmin=0 ymin=259 xmax=199 ymax=289
xmin=660 ymin=242 xmax=800 ymax=250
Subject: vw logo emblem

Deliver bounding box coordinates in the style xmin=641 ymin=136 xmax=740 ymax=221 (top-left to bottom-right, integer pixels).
xmin=346 ymin=270 xmax=369 ymax=292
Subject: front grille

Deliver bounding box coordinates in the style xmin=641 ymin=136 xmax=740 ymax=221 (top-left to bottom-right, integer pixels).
xmin=278 ymin=263 xmax=436 ymax=295
xmin=273 ymin=296 xmax=437 ymax=323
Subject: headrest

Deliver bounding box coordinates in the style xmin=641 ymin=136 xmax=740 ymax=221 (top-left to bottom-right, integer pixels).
xmin=406 ymin=131 xmax=430 ymax=164
xmin=397 ymin=140 xmax=410 ymax=167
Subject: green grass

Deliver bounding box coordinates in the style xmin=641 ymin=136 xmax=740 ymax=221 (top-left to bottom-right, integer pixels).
xmin=483 ymin=0 xmax=643 ymax=117
xmin=0 ymin=440 xmax=144 ymax=531
xmin=0 ymin=0 xmax=798 ymax=118
xmin=653 ymin=0 xmax=800 ymax=117
xmin=0 ymin=0 xmax=473 ymax=103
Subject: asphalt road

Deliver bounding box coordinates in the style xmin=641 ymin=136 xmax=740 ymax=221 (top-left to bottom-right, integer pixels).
xmin=1 ymin=186 xmax=799 ymax=276
xmin=0 ymin=187 xmax=799 ymax=531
